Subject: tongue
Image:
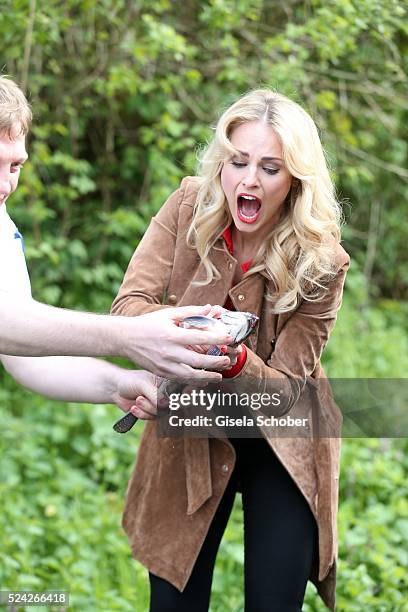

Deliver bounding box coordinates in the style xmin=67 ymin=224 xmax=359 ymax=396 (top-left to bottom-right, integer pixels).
xmin=240 ymin=198 xmax=260 ymax=216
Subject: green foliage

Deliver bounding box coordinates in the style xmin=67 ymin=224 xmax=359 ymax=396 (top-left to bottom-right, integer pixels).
xmin=1 ymin=0 xmax=406 ymax=310
xmin=0 ymin=0 xmax=407 ymax=610
xmin=0 ymin=385 xmax=149 ymax=611
xmin=323 ymin=263 xmax=408 ymax=377
xmin=1 ymin=383 xmax=407 ymax=611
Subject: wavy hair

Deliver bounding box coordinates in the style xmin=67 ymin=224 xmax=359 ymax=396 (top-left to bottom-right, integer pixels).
xmin=187 ymin=89 xmax=343 ymax=313
xmin=0 ymin=76 xmax=32 ymax=138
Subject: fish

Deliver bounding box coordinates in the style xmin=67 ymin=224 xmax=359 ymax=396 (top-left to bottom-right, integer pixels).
xmin=113 ymin=310 xmax=259 ymax=433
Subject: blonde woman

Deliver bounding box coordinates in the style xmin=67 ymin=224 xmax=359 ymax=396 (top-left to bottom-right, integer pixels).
xmin=112 ymin=89 xmax=349 ymax=611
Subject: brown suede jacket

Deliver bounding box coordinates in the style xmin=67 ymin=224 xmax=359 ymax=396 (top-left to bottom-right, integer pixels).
xmin=111 ymin=176 xmax=350 ymax=611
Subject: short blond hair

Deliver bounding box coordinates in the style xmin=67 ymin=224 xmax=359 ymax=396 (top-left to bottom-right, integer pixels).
xmin=0 ymin=76 xmax=32 ymax=138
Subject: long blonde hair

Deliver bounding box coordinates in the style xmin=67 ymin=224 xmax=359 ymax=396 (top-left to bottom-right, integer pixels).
xmin=187 ymin=89 xmax=343 ymax=313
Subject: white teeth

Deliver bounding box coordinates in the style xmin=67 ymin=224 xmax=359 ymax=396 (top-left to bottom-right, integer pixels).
xmin=241 ymin=195 xmax=256 ymax=201
xmin=240 ymin=211 xmax=258 ymax=220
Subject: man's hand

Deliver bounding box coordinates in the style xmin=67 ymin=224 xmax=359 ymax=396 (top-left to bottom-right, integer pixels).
xmin=118 ymin=305 xmax=233 ymax=380
xmin=112 ymin=369 xmax=163 ymax=421
xmin=176 ymin=305 xmax=242 ymax=368
xmin=0 ymin=296 xmax=232 ymax=381
xmin=0 ymin=354 xmax=164 ymax=411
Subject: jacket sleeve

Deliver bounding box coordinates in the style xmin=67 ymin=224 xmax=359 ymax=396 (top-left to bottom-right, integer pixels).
xmin=111 ymin=184 xmax=184 ymax=317
xmin=231 ymin=255 xmax=350 ymax=416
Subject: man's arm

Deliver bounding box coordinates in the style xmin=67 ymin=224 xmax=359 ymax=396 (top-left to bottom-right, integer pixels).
xmin=0 ymin=293 xmax=231 ymax=379
xmin=0 ymin=354 xmax=160 ymax=419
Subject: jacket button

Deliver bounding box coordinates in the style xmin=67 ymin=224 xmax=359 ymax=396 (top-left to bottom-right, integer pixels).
xmin=221 ymin=464 xmax=229 ymax=474
xmin=238 ymin=294 xmax=245 ymax=302
xmin=228 ymin=262 xmax=233 ymax=271
xmin=168 ymin=294 xmax=177 ymax=304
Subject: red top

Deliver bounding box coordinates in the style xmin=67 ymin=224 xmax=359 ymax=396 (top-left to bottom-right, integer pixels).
xmin=221 ymin=227 xmax=251 ymax=378
xmin=222 ymin=226 xmax=252 ymax=272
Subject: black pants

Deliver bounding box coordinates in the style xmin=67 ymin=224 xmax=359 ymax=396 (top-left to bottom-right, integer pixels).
xmin=149 ymin=438 xmax=318 ymax=612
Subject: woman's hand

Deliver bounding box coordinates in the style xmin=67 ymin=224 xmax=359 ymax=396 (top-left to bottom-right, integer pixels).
xmin=183 ymin=343 xmax=243 ymax=371
xmin=224 ymin=343 xmax=243 ymax=367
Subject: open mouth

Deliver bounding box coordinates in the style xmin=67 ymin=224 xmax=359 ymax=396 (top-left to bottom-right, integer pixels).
xmin=237 ymin=193 xmax=262 ymax=224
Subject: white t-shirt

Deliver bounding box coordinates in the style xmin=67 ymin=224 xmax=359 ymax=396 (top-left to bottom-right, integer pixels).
xmin=0 ymin=203 xmax=32 ymax=297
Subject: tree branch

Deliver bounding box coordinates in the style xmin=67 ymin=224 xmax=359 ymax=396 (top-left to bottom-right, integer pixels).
xmin=20 ymin=0 xmax=36 ymax=93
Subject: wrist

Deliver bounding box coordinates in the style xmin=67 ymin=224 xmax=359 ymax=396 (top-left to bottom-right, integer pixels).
xmin=105 ymin=315 xmax=140 ymax=360
xmin=103 ymin=362 xmax=124 ymax=404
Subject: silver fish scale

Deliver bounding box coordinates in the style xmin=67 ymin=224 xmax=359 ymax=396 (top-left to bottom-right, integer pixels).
xmin=181 ymin=311 xmax=258 ymax=345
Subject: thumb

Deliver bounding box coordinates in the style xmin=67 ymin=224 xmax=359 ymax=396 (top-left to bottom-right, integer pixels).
xmin=137 ymin=374 xmax=164 ymax=405
xmin=168 ymin=304 xmax=213 ymax=322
